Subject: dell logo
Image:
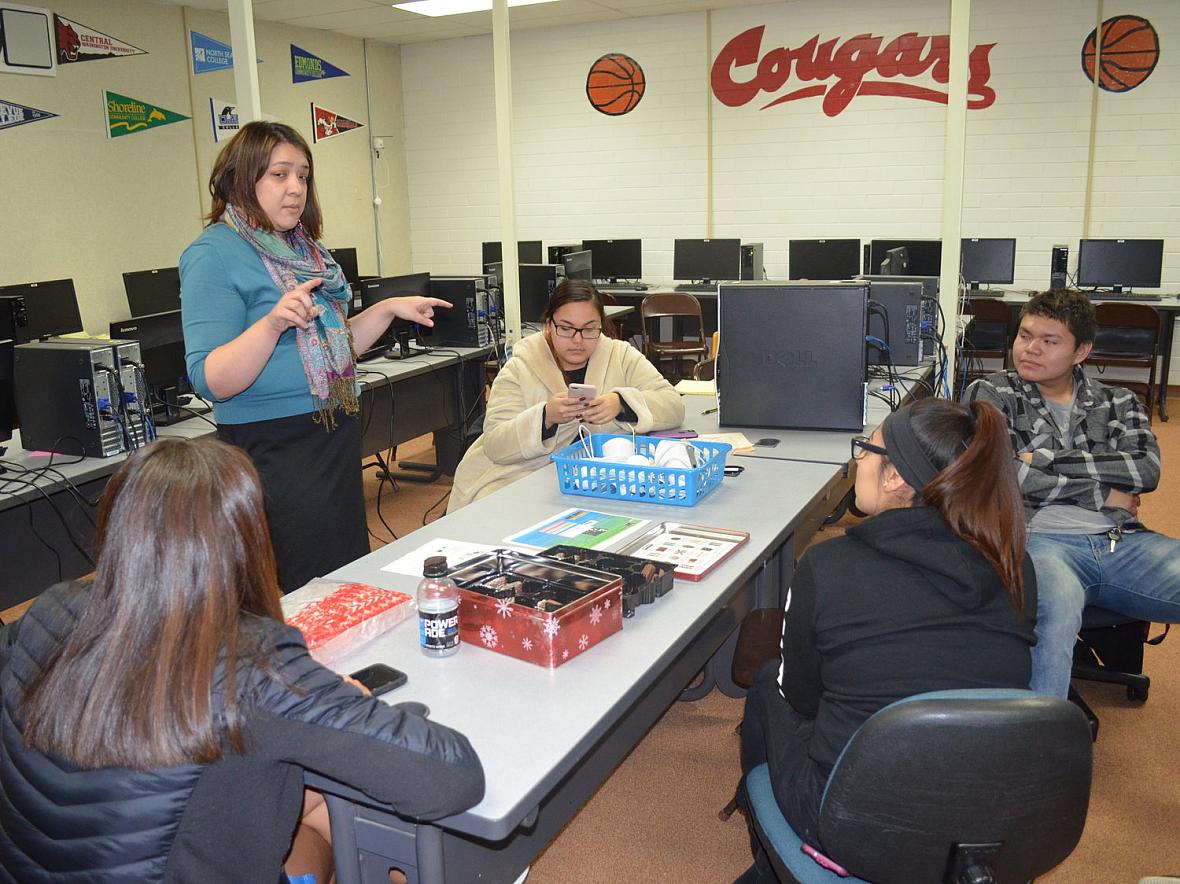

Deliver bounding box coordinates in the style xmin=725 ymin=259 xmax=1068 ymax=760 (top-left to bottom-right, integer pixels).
xmin=764 ymin=350 xmax=817 ymax=368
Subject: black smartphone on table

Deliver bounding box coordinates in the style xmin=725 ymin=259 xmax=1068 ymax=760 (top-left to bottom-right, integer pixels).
xmin=349 ymin=663 xmax=408 ymax=697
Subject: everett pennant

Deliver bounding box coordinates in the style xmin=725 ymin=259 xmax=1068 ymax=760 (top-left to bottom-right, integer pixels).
xmin=711 ymin=26 xmax=997 ymax=116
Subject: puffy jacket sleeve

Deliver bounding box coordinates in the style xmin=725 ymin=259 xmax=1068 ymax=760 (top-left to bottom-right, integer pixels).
xmin=607 ymin=344 xmax=684 ymax=434
xmin=243 ymin=623 xmax=484 ymax=820
xmin=477 ymin=357 xmax=560 ymax=465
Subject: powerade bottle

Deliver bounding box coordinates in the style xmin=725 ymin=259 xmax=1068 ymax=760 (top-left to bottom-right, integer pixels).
xmin=418 ymin=556 xmax=460 ymax=657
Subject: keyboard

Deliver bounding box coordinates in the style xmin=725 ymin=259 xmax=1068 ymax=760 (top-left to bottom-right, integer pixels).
xmin=966 ymin=290 xmax=1004 ymax=298
xmin=1092 ymin=292 xmax=1163 ymax=302
xmin=598 ymin=283 xmax=650 ymax=293
xmin=674 ymin=283 xmax=722 ymax=293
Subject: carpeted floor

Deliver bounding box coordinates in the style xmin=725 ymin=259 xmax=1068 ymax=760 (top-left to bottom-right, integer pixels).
xmin=366 ymin=415 xmax=1180 ymax=883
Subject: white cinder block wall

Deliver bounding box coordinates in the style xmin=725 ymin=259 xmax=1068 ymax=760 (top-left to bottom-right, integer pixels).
xmin=400 ymin=0 xmax=1180 ymax=383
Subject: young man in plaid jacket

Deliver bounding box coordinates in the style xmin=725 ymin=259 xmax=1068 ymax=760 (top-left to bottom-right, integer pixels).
xmin=963 ymin=289 xmax=1180 ymax=697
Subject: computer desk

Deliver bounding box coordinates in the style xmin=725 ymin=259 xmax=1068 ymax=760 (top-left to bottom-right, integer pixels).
xmin=0 ymin=346 xmax=490 ymax=611
xmin=301 ymin=455 xmax=843 ymax=884
xmin=968 ymin=292 xmax=1179 ymax=421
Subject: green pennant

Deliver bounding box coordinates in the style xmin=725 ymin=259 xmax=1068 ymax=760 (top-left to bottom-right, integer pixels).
xmin=104 ymin=90 xmax=190 ymax=138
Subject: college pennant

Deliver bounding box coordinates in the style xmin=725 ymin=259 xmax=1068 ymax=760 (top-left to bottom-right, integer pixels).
xmin=104 ymin=89 xmax=190 ymax=138
xmin=291 ymin=44 xmax=348 ymax=83
xmin=311 ymin=103 xmax=364 ymax=143
xmin=53 ymin=14 xmax=146 ymax=64
xmin=0 ymin=97 xmax=57 ymax=131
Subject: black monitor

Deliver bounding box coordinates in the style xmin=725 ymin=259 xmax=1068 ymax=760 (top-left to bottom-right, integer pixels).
xmin=788 ymin=239 xmax=860 ymax=280
xmin=110 ymin=310 xmax=190 ymax=422
xmin=1077 ymin=239 xmax=1164 ymax=292
xmin=123 ymin=267 xmax=181 ymax=317
xmin=581 ymin=239 xmax=642 ymax=282
xmin=0 ymin=278 xmax=83 ymax=339
xmin=959 ymin=238 xmax=1016 ymax=289
xmin=328 ymin=247 xmax=361 ymax=287
xmin=562 ymin=251 xmax=593 ymax=282
xmin=870 ymin=239 xmax=942 ymax=276
xmin=482 ymin=240 xmax=543 ymax=272
xmin=359 ymin=273 xmax=431 ymax=357
xmin=673 ymin=239 xmax=742 ymax=282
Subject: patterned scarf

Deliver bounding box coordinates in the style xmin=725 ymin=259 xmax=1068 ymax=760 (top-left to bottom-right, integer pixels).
xmin=223 ymin=205 xmax=358 ymax=430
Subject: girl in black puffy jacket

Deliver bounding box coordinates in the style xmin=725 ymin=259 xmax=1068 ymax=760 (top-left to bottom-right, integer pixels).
xmin=0 ymin=438 xmax=484 ymax=883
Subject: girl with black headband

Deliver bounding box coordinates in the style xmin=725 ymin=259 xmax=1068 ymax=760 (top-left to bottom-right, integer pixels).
xmin=735 ymin=398 xmax=1038 ymax=881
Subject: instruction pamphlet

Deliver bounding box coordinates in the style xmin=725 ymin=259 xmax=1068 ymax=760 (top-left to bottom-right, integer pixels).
xmin=504 ymin=508 xmax=652 ymax=550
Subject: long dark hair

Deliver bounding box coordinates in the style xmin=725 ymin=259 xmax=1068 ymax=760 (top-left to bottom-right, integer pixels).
xmin=902 ymin=398 xmax=1027 ymax=610
xmin=20 ymin=438 xmax=283 ymax=769
xmin=207 ymin=120 xmax=324 ymax=238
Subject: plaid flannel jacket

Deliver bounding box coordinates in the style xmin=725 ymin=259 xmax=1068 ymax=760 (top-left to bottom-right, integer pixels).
xmin=963 ymin=367 xmax=1160 ymax=528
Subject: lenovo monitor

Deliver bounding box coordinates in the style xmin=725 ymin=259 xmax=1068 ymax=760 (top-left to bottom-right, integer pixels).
xmin=328 ymin=247 xmax=361 ymax=287
xmin=359 ymin=273 xmax=431 ymax=357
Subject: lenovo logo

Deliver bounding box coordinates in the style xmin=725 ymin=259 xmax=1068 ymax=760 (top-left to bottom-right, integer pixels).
xmin=711 ymin=26 xmax=997 ymax=116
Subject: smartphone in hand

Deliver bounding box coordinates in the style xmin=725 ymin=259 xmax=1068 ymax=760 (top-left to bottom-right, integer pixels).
xmin=567 ymin=383 xmax=597 ymax=401
xmin=349 ymin=663 xmax=408 ymax=697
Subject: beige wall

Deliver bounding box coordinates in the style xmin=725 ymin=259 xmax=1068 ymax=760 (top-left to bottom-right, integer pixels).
xmin=0 ymin=0 xmax=411 ymax=333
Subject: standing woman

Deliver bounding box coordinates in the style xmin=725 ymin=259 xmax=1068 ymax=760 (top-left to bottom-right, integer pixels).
xmin=736 ymin=398 xmax=1038 ymax=881
xmin=448 ymin=279 xmax=683 ymax=510
xmin=181 ymin=121 xmax=448 ymax=592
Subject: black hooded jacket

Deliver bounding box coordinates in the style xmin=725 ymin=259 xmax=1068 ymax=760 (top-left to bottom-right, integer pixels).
xmin=780 ymin=505 xmax=1037 ymax=773
xmin=0 ymin=582 xmax=485 ymax=883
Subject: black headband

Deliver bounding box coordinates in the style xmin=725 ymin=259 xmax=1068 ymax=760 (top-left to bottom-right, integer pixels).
xmin=880 ymin=408 xmax=942 ymax=491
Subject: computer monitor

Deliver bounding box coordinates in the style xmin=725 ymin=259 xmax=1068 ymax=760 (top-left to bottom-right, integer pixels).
xmin=328 ymin=247 xmax=361 ymax=287
xmin=1076 ymin=239 xmax=1164 ymax=292
xmin=359 ymin=273 xmax=431 ymax=357
xmin=581 ymin=239 xmax=642 ymax=282
xmin=960 ymin=238 xmax=1016 ymax=289
xmin=562 ymin=251 xmax=593 ymax=282
xmin=673 ymin=239 xmax=742 ymax=282
xmin=0 ymin=278 xmax=83 ymax=339
xmin=870 ymin=240 xmax=942 ymax=277
xmin=109 ymin=310 xmax=190 ymax=423
xmin=123 ymin=267 xmax=181 ymax=317
xmin=482 ymin=240 xmax=544 ymax=272
xmin=788 ymin=239 xmax=860 ymax=280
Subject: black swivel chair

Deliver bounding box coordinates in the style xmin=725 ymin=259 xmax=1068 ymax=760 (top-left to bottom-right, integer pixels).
xmin=744 ymin=689 xmax=1093 ymax=884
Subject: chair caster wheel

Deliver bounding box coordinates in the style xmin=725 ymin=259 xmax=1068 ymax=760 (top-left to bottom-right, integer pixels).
xmin=1127 ymin=684 xmax=1149 ymax=702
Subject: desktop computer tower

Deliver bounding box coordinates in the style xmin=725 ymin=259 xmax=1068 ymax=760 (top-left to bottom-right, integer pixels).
xmin=717 ymin=283 xmax=868 ymax=431
xmin=426 ymin=277 xmax=493 ymax=348
xmin=0 ymin=339 xmax=14 ymax=444
xmin=14 ymin=339 xmax=144 ymax=457
xmin=0 ymin=295 xmax=29 ymax=344
xmin=1050 ymin=245 xmax=1068 ymax=289
xmin=740 ymin=243 xmax=764 ymax=280
xmin=865 ymin=280 xmax=930 ymax=365
xmin=548 ymin=244 xmax=580 ymax=266
xmin=109 ymin=311 xmax=189 ymax=425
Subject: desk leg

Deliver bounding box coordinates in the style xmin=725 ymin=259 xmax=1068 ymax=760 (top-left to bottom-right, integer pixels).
xmin=1158 ymin=312 xmax=1174 ymax=422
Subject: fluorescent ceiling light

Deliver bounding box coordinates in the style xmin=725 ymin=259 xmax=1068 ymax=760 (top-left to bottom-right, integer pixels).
xmin=394 ymin=0 xmax=560 ymax=16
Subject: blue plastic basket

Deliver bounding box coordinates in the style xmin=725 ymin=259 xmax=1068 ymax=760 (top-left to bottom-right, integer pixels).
xmin=550 ymin=433 xmax=732 ymax=507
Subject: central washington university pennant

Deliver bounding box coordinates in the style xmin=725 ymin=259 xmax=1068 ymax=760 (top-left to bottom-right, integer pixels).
xmin=104 ymin=90 xmax=190 ymax=138
xmin=54 ymin=14 xmax=147 ymax=64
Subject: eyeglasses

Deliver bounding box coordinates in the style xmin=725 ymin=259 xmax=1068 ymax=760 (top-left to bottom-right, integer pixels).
xmin=550 ymin=321 xmax=602 ymax=340
xmin=851 ymin=435 xmax=888 ymax=461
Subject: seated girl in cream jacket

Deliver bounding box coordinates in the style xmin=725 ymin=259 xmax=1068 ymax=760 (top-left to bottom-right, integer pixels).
xmin=448 ymin=280 xmax=684 ymax=511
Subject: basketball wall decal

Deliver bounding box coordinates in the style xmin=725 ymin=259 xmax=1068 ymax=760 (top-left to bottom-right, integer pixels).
xmin=587 ymin=53 xmax=645 ymax=116
xmin=1081 ymin=15 xmax=1160 ymax=92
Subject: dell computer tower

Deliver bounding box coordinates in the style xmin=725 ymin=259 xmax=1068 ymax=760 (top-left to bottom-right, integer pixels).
xmin=426 ymin=277 xmax=493 ymax=348
xmin=865 ymin=279 xmax=930 ymax=366
xmin=717 ymin=283 xmax=868 ymax=431
xmin=1050 ymin=245 xmax=1069 ymax=289
xmin=740 ymin=243 xmax=764 ymax=280
xmin=14 ymin=339 xmax=147 ymax=457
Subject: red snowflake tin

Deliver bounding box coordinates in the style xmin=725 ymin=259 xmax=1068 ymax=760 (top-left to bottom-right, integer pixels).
xmin=446 ymin=549 xmax=624 ymax=668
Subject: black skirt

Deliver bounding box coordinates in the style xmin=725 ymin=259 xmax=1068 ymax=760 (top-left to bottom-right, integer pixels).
xmin=218 ymin=410 xmax=369 ymax=594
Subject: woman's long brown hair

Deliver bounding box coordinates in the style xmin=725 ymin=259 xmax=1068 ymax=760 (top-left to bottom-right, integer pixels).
xmin=916 ymin=399 xmax=1027 ymax=611
xmin=20 ymin=438 xmax=283 ymax=769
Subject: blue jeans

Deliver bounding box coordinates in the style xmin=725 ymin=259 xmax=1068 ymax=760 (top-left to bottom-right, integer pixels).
xmin=1026 ymin=530 xmax=1180 ymax=697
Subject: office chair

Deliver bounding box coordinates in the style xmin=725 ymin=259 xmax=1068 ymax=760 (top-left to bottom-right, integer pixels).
xmin=1089 ymin=303 xmax=1160 ymax=419
xmin=640 ymin=293 xmax=709 ymax=381
xmin=961 ymin=298 xmax=1013 ymax=383
xmin=1069 ymin=606 xmax=1167 ymax=740
xmin=744 ymin=689 xmax=1093 ymax=884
